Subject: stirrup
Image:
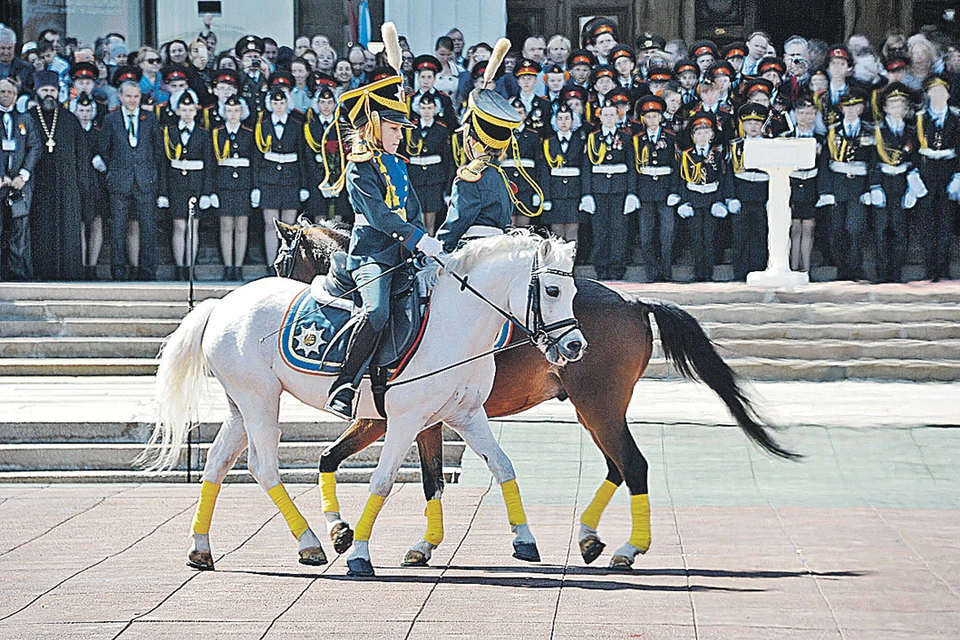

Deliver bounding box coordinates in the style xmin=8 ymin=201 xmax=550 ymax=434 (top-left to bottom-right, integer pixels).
xmin=325 ymin=383 xmax=358 ymax=421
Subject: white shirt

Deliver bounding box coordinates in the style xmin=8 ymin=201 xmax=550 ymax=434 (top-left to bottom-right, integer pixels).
xmin=122 ymin=109 xmax=139 ymax=137
xmin=272 ymin=116 xmax=287 ymax=138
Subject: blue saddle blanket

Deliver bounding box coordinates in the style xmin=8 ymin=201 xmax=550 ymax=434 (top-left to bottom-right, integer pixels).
xmin=278 ymin=287 xmax=353 ymax=375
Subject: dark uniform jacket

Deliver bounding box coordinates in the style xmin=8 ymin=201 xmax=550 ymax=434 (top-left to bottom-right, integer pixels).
xmin=632 ymin=126 xmax=679 ymax=202
xmin=402 ymin=119 xmax=454 ymax=194
xmin=728 ymin=136 xmax=770 ymax=202
xmin=825 ymin=119 xmax=875 ymax=200
xmin=539 ymin=131 xmax=586 ymax=203
xmin=437 ymin=164 xmax=513 ymax=252
xmin=255 ymin=112 xmax=308 ymax=189
xmin=915 ymin=108 xmax=960 ymax=182
xmin=581 ymin=126 xmax=636 ymax=195
xmin=678 ymin=143 xmax=728 ymax=208
xmin=408 ymin=90 xmax=457 ymax=130
xmin=212 ymin=124 xmax=259 ymax=193
xmin=503 ymin=125 xmax=541 ymax=206
xmin=159 ymin=122 xmax=214 ymax=203
xmin=518 ymin=94 xmax=551 ymax=136
xmin=98 ymin=108 xmax=166 ymax=196
xmin=871 ymin=118 xmax=920 ymax=200
xmin=781 ymin=129 xmax=828 ymax=208
xmin=0 ymin=108 xmax=41 ymax=215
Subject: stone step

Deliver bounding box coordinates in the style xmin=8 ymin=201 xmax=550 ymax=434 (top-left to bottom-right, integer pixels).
xmin=0 ymin=300 xmax=190 ymax=320
xmin=0 ymin=318 xmax=182 ymax=338
xmin=0 ymin=420 xmax=462 ymax=444
xmin=644 ymin=358 xmax=960 ymax=382
xmin=0 ymin=282 xmax=238 ymax=302
xmin=0 ymin=466 xmax=462 ymax=484
xmin=0 ymin=358 xmax=159 ymax=375
xmin=0 ymin=337 xmax=164 ymax=358
xmin=0 ymin=440 xmax=467 ymax=472
xmin=707 ymin=338 xmax=960 ymax=361
xmin=701 ymin=321 xmax=960 ymax=341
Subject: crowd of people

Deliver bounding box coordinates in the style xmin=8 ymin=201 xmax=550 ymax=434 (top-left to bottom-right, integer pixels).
xmin=1 ymin=17 xmax=959 ymax=283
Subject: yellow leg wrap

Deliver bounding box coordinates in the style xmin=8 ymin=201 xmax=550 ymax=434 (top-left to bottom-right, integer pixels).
xmin=423 ymin=499 xmax=444 ymax=546
xmin=267 ymin=483 xmax=310 ymax=539
xmin=319 ymin=472 xmax=340 ymax=514
xmin=629 ymin=493 xmax=652 ymax=552
xmin=580 ymin=479 xmax=618 ymax=530
xmin=191 ymin=480 xmax=221 ymax=535
xmin=354 ymin=493 xmax=386 ymax=542
xmin=500 ymin=479 xmax=527 ymax=527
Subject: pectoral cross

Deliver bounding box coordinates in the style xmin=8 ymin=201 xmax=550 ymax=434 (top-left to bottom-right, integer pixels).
xmin=45 ymin=138 xmax=56 ymax=153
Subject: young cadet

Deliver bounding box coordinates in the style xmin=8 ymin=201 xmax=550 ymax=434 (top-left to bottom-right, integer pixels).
xmin=680 ymin=77 xmax=733 ymax=148
xmin=561 ymin=86 xmax=589 ymax=131
xmin=402 ymin=94 xmax=453 ymax=234
xmin=587 ymin=66 xmax=618 ymax=125
xmin=567 ymin=50 xmax=596 ymax=91
xmin=155 ymin=68 xmax=190 ymax=128
xmin=202 ymin=70 xmax=248 ymax=131
xmin=674 ymin=60 xmax=700 ymax=112
xmin=646 ymin=68 xmax=673 ymax=96
xmin=306 ymin=83 xmax=351 ymax=224
xmin=68 ymin=63 xmax=105 ymax=127
xmin=608 ymin=88 xmax=641 ymax=134
xmin=870 ymin=82 xmax=922 ymax=283
xmin=690 ymin=41 xmax=719 ymax=78
xmin=822 ymin=89 xmax=874 ymax=281
xmin=822 ymin=45 xmax=859 ymax=128
xmin=632 ymin=95 xmax=679 ymax=281
xmin=727 ymin=102 xmax=772 ymax=281
xmin=542 ymin=63 xmax=567 ymax=114
xmin=408 ymin=54 xmax=456 ymax=130
xmin=158 ymin=90 xmax=214 ymax=280
xmin=73 ymin=93 xmax=104 ymax=280
xmin=661 ymin=88 xmax=686 ymax=137
xmin=707 ymin=62 xmax=736 ymax=114
xmin=722 ymin=42 xmax=747 ymax=90
xmin=213 ymin=94 xmax=259 ymax=281
xmin=580 ymin=102 xmax=637 ymax=280
xmin=916 ymin=75 xmax=960 ymax=281
xmin=514 ymin=58 xmax=550 ymax=135
xmin=784 ymin=95 xmax=827 ymax=274
xmin=539 ymin=104 xmax=585 ymax=241
xmin=504 ymin=96 xmax=542 ymax=225
xmin=677 ymin=112 xmax=728 ymax=282
xmin=609 ymin=46 xmax=648 ymax=104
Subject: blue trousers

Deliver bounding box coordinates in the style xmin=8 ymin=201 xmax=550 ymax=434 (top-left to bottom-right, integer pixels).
xmin=352 ymin=262 xmax=393 ymax=332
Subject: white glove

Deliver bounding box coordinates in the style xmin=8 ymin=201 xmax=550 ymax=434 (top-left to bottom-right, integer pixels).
xmin=859 ymin=192 xmax=872 ymax=206
xmin=91 ymin=155 xmax=107 ymax=173
xmin=250 ymin=188 xmax=261 ymax=208
xmin=948 ymin=174 xmax=960 ymax=202
xmin=157 ymin=196 xmax=169 ymax=209
xmin=677 ymin=203 xmax=694 ymax=218
xmin=415 ymin=234 xmax=443 ymax=257
xmin=725 ymin=198 xmax=741 ymax=214
xmin=666 ymin=193 xmax=681 ymax=207
xmin=623 ymin=194 xmax=640 ymax=215
xmin=443 ymin=194 xmax=451 ymax=206
xmin=532 ymin=193 xmax=541 ymax=207
xmin=210 ymin=194 xmax=220 ymax=209
xmin=870 ymin=186 xmax=886 ymax=208
xmin=902 ymin=190 xmax=918 ymax=209
xmin=579 ymin=195 xmax=596 ymax=214
xmin=711 ymin=202 xmax=728 ymax=218
xmin=816 ymin=194 xmax=836 ymax=207
xmin=320 ymin=184 xmax=336 ymax=199
xmin=299 ymin=188 xmax=310 ymax=202
xmin=542 ymin=201 xmax=553 ymax=211
xmin=907 ymin=169 xmax=928 ymax=198
xmin=199 ymin=195 xmax=211 ymax=210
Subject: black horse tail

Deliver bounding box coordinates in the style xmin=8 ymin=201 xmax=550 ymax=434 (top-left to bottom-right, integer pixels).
xmin=633 ymin=298 xmax=801 ymax=461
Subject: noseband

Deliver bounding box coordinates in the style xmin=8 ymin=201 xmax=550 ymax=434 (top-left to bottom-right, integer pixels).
xmin=525 ymin=249 xmax=580 ymax=351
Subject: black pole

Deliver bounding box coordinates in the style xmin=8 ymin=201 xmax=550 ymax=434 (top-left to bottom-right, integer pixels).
xmin=186 ymin=196 xmax=197 ymax=483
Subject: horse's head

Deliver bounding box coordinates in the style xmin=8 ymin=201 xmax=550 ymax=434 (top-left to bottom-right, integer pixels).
xmin=273 ymin=217 xmax=351 ymax=282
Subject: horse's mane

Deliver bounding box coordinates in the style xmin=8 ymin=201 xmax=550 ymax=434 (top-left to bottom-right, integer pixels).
xmin=303 ymin=219 xmax=351 ymax=264
xmin=417 ymin=228 xmax=575 ymax=292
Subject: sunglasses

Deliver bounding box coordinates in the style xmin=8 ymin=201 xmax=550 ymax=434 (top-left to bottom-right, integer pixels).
xmin=146 ymin=58 xmax=161 ymax=64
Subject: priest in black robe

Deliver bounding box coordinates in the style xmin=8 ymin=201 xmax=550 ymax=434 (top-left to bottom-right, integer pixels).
xmin=29 ymin=70 xmax=91 ymax=280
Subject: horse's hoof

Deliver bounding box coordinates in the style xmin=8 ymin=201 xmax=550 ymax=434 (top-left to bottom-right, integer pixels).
xmin=298 ymin=545 xmax=328 ymax=566
xmin=579 ymin=534 xmax=606 ymax=565
xmin=402 ymin=550 xmax=429 ymax=567
xmin=609 ymin=554 xmax=634 ymax=571
xmin=187 ymin=550 xmax=215 ymax=571
xmin=512 ymin=541 xmax=541 ymax=562
xmin=346 ymin=557 xmax=375 ymax=577
xmin=331 ymin=522 xmax=354 ymax=555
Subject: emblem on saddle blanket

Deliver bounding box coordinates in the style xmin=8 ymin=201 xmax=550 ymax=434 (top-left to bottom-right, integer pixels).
xmin=278 ymin=287 xmax=515 ymax=376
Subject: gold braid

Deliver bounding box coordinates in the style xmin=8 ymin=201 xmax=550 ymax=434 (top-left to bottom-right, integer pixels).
xmin=212 ymin=128 xmax=230 ymax=162
xmin=680 ymin=150 xmax=705 ymax=184
xmin=163 ymin=126 xmax=183 ymax=161
xmin=586 ymin=131 xmax=607 ymax=165
xmin=730 ymin=140 xmax=745 ymax=174
xmin=827 ymin=125 xmax=848 ymax=162
xmin=254 ymin=111 xmax=272 ymax=154
xmin=543 ymin=138 xmax=564 ymax=169
xmin=917 ymin=112 xmax=928 ymax=151
xmin=874 ymin=124 xmax=902 ymax=166
xmin=404 ymin=127 xmax=423 ymax=156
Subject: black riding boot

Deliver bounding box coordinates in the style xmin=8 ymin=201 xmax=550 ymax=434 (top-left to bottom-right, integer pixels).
xmin=324 ymin=318 xmax=381 ymax=420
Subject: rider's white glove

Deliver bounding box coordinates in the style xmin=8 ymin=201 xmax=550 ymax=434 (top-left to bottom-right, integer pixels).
xmin=415 ymin=234 xmax=443 ymax=257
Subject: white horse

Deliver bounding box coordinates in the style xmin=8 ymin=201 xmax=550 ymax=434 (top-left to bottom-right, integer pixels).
xmin=142 ymin=231 xmax=586 ymax=576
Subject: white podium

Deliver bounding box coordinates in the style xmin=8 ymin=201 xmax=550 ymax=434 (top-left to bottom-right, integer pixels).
xmin=743 ymin=138 xmax=816 ymax=288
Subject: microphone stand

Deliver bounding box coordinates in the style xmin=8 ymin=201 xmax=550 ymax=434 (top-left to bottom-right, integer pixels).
xmin=186 ymin=196 xmax=197 ymax=483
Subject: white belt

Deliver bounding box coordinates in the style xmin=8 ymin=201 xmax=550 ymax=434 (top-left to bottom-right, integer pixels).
xmin=218 ymin=157 xmax=250 ymax=168
xmin=686 ymin=181 xmax=719 ymax=194
xmin=502 ymin=158 xmax=535 ymax=169
xmin=264 ymin=152 xmax=298 ymax=163
xmin=463 ymin=225 xmax=505 ymax=239
xmin=354 ymin=213 xmax=369 ymax=226
xmin=735 ymin=170 xmax=769 ymax=183
xmin=639 ymin=166 xmax=672 ymax=176
xmin=410 ymin=155 xmax=442 ymax=166
xmin=170 ymin=159 xmax=204 ymax=171
xmin=918 ymin=148 xmax=957 ymax=160
xmin=550 ymin=167 xmax=580 ymax=177
xmin=830 ymin=160 xmax=867 ymax=176
xmin=790 ymin=168 xmax=818 ymax=180
xmin=879 ymin=163 xmax=910 ymax=175
xmin=592 ymin=164 xmax=627 ymax=174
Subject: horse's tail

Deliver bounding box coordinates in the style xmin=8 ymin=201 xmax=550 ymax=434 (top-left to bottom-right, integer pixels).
xmin=137 ymin=298 xmax=219 ymax=472
xmin=633 ymin=298 xmax=801 ymax=460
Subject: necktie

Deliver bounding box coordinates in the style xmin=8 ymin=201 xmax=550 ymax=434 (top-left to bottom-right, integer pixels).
xmin=847 ymin=125 xmax=854 ymax=138
xmin=2 ymin=112 xmax=11 ymax=140
xmin=560 ymin=137 xmax=568 ymax=153
xmin=127 ymin=114 xmax=136 ymax=137
xmin=274 ymin=120 xmax=284 ymax=139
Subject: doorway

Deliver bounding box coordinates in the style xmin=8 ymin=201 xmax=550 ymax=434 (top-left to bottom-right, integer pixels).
xmin=756 ymin=0 xmax=844 ymax=48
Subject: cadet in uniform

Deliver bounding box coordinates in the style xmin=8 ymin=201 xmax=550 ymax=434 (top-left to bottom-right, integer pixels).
xmin=236 ymin=35 xmax=269 ymax=115
xmin=68 ymin=63 xmax=105 ymax=128
xmin=155 ymin=68 xmax=190 ymax=128
xmin=677 ymin=112 xmax=729 ymax=282
xmin=408 ymin=54 xmax=457 ymax=130
xmin=609 ymin=46 xmax=648 ymax=104
xmin=539 ymin=104 xmax=585 ymax=241
xmin=727 ymin=102 xmax=772 ymax=281
xmin=213 ymin=94 xmax=259 ymax=280
xmin=402 ymin=93 xmax=453 ymax=233
xmin=504 ymin=96 xmax=542 ymax=226
xmin=567 ymin=50 xmax=596 ymax=92
xmin=674 ymin=60 xmax=700 ymax=113
xmin=203 ymin=70 xmax=250 ymax=131
xmin=581 ymin=102 xmax=637 ymax=280
xmin=631 ymin=95 xmax=679 ymax=281
xmin=158 ymin=91 xmax=214 ymax=280
xmin=587 ymin=66 xmax=618 ymax=126
xmin=73 ymin=93 xmax=105 ymax=279
xmin=306 ymin=83 xmax=351 ymax=223
xmin=514 ymin=59 xmax=550 ymax=136
xmin=783 ymin=94 xmax=827 ymax=274
xmin=822 ymin=89 xmax=874 ymax=281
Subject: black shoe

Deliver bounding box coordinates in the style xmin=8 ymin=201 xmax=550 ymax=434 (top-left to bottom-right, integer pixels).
xmin=111 ymin=267 xmax=126 ymax=281
xmin=138 ymin=268 xmax=156 ymax=281
xmin=235 ymin=266 xmax=243 ymax=281
xmin=125 ymin=266 xmax=136 ymax=281
xmin=223 ymin=266 xmax=231 ymax=281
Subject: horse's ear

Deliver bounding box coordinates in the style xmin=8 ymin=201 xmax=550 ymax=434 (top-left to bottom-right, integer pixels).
xmin=274 ymin=218 xmax=294 ymax=241
xmin=297 ymin=214 xmax=312 ymax=228
xmin=537 ymin=238 xmax=553 ymax=264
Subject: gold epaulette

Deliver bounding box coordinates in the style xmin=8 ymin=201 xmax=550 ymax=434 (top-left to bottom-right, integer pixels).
xmin=457 ymin=160 xmax=486 ymax=182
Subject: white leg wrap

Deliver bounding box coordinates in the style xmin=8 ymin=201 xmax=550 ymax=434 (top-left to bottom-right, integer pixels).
xmin=191 ymin=533 xmax=211 ymax=554
xmin=512 ymin=523 xmax=536 ymax=544
xmin=408 ymin=539 xmax=435 ymax=561
xmin=324 ymin=511 xmax=346 ymax=530
xmin=297 ymin=528 xmax=322 ymax=551
xmin=348 ymin=540 xmax=370 ymax=562
xmin=613 ymin=541 xmax=642 ymax=559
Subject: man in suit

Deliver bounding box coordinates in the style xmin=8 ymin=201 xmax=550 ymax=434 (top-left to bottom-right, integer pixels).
xmin=93 ymin=80 xmax=167 ymax=280
xmin=0 ymin=28 xmax=34 ymax=99
xmin=0 ymin=77 xmax=41 ymax=280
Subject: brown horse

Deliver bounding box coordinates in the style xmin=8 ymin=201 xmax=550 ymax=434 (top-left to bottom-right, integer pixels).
xmin=273 ymin=218 xmax=799 ymax=569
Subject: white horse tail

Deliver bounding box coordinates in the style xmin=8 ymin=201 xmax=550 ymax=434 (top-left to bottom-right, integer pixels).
xmin=138 ymin=298 xmax=218 ymax=472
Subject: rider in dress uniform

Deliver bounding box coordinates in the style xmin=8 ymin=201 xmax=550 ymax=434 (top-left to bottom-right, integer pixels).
xmin=320 ymin=60 xmax=438 ymax=420
xmin=822 ymin=88 xmax=875 ymax=281
xmin=631 ymin=95 xmax=679 ymax=282
xmin=504 ymin=96 xmax=543 ymax=226
xmin=402 ymin=93 xmax=453 ymax=234
xmin=158 ymin=90 xmax=214 ymax=280
xmin=727 ymin=102 xmax=772 ymax=281
xmin=580 ymin=102 xmax=637 ymax=280
xmin=305 ymin=82 xmax=352 ymax=223
xmin=408 ymin=55 xmax=457 ymax=131
xmin=539 ymin=104 xmax=586 ymax=241
xmin=212 ymin=94 xmax=260 ymax=280
xmin=677 ymin=111 xmax=729 ymax=282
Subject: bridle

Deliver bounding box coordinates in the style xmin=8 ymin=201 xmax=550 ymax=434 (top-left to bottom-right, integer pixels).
xmin=274 ymin=225 xmax=305 ymax=278
xmin=524 ymin=249 xmax=580 ymax=352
